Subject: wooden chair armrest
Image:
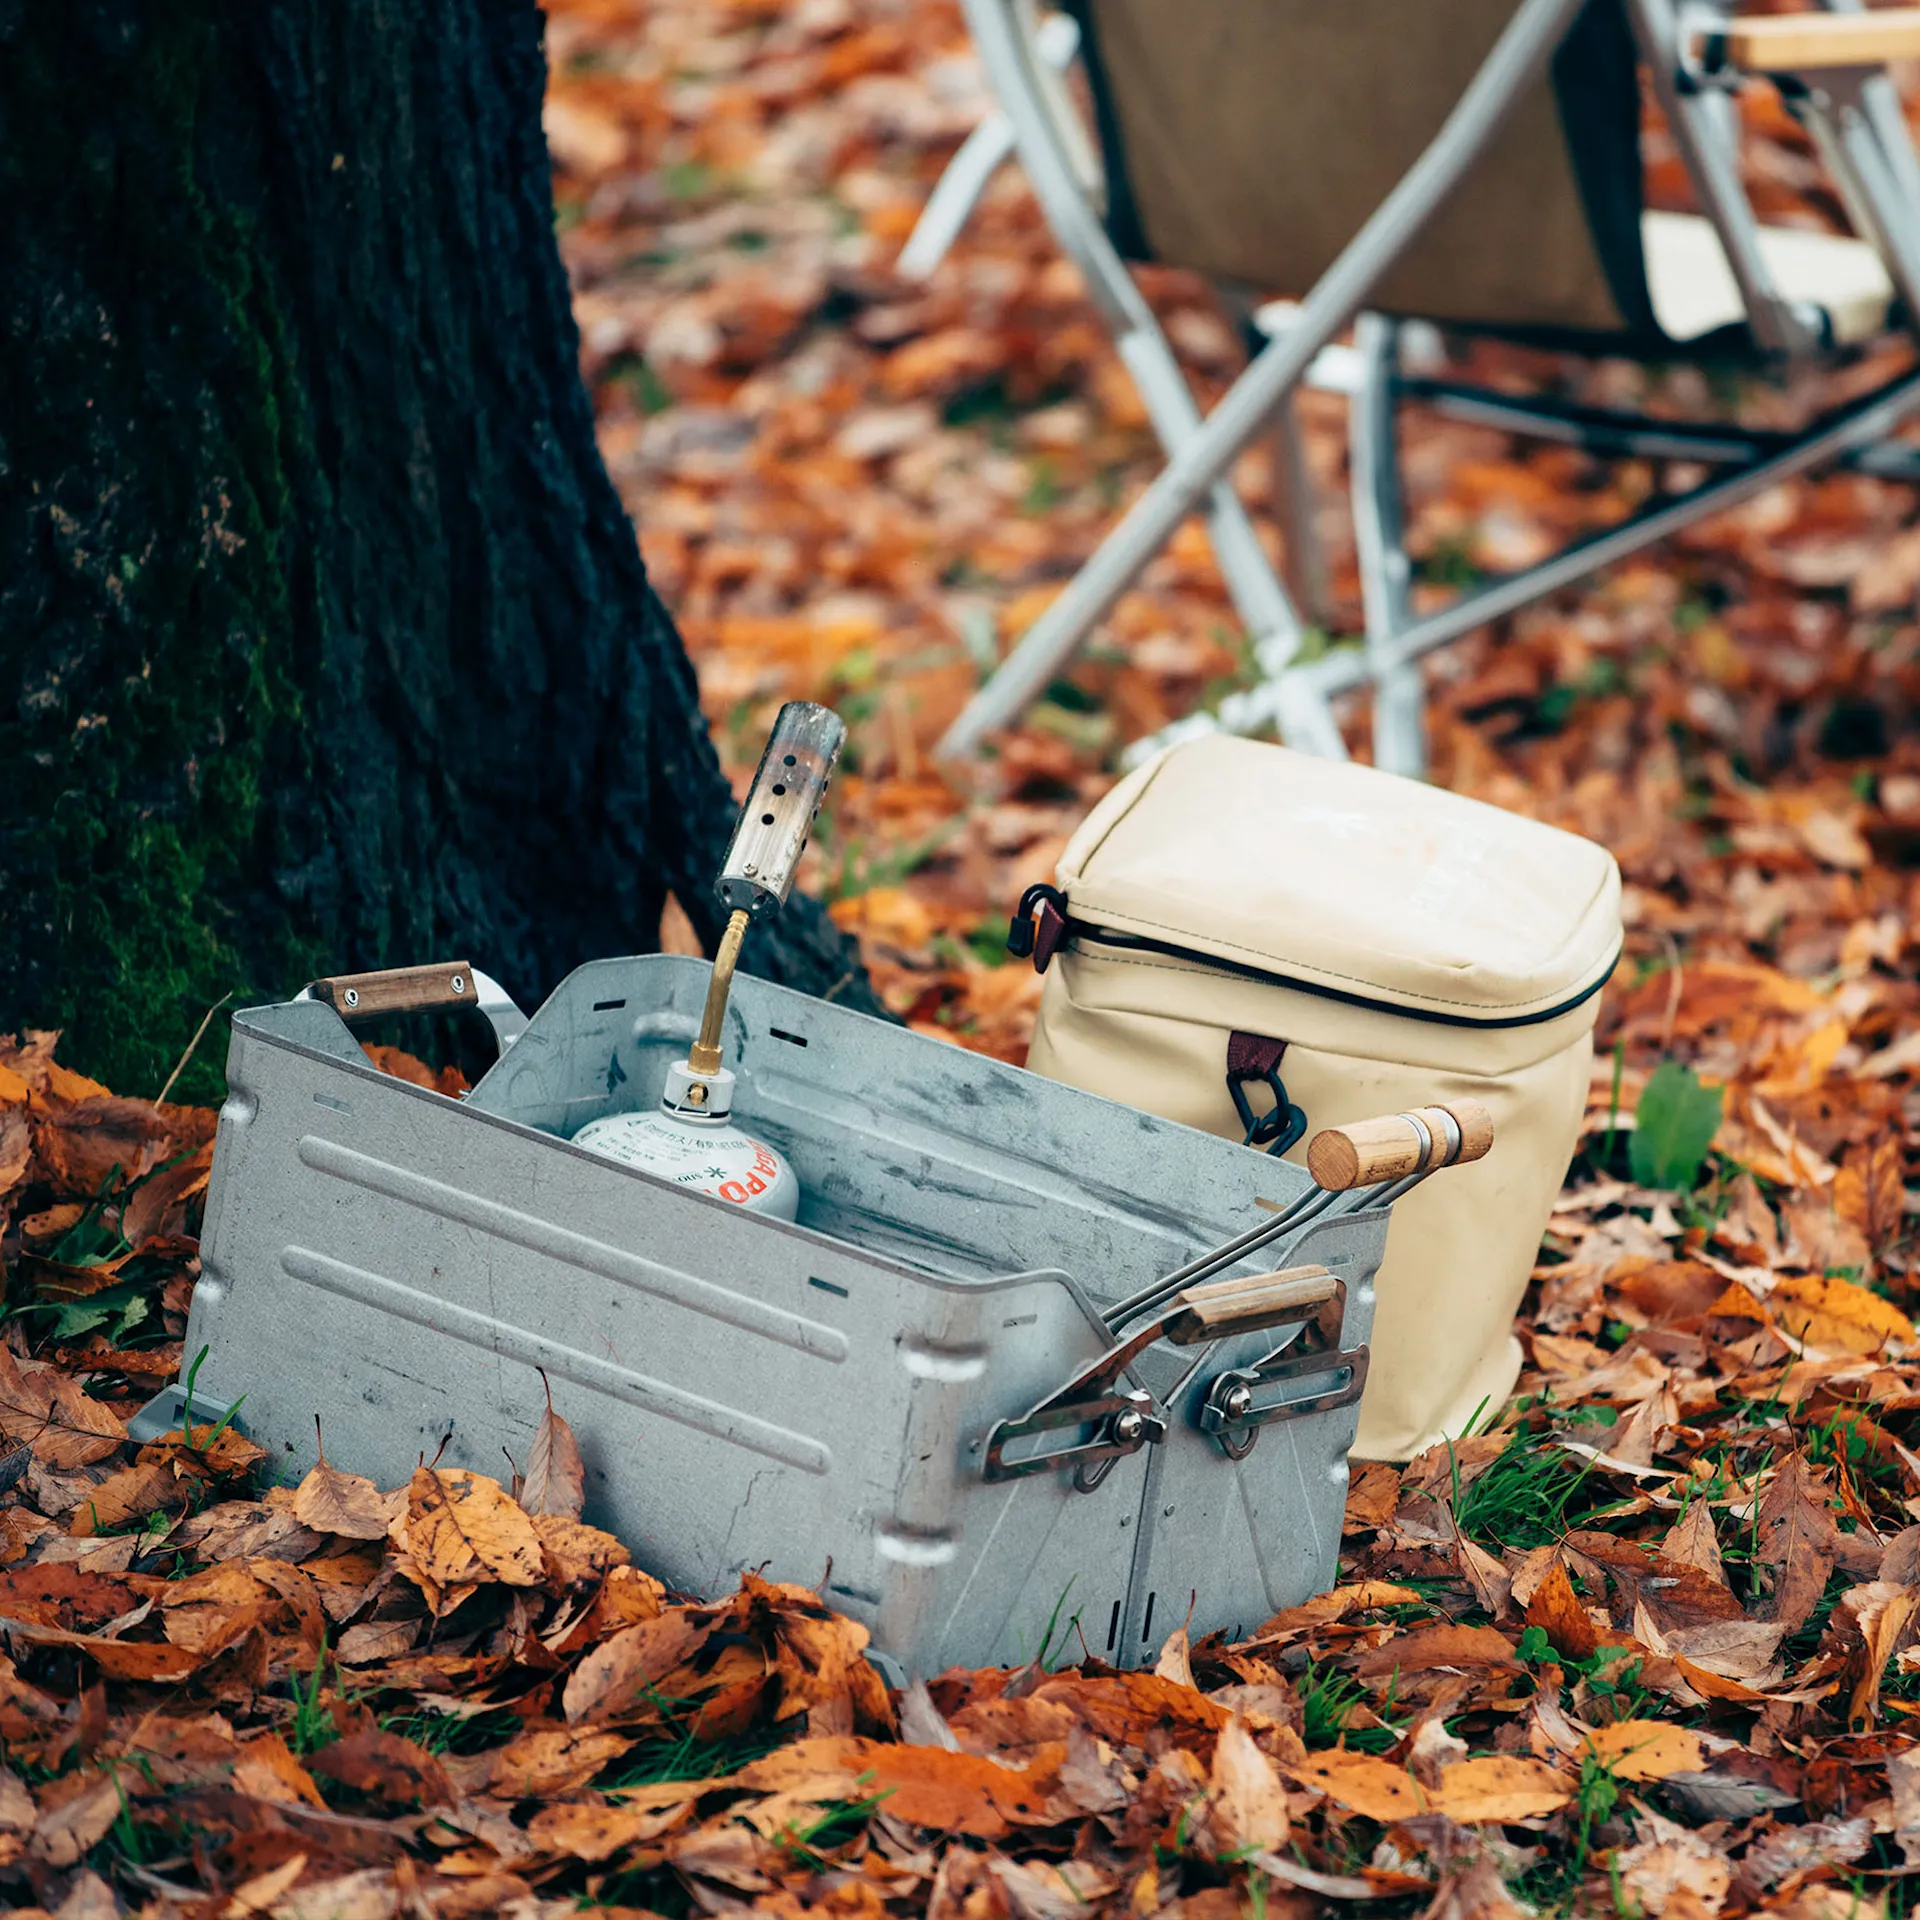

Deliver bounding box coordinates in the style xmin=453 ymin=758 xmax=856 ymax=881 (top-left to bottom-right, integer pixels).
xmin=1721 ymin=9 xmax=1920 ymax=74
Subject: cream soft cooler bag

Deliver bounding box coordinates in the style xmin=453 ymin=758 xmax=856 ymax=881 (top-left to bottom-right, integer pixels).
xmin=1016 ymin=739 xmax=1622 ymax=1461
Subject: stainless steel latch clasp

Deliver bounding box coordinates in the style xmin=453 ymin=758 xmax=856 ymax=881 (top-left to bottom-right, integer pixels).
xmin=1197 ymin=1273 xmax=1369 ymax=1460
xmin=982 ymin=1265 xmax=1346 ymax=1492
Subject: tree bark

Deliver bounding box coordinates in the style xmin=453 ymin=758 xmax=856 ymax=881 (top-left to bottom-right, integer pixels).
xmin=0 ymin=0 xmax=874 ymax=1099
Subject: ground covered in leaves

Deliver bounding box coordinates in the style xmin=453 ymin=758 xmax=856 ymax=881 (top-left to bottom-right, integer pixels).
xmin=7 ymin=0 xmax=1920 ymax=1913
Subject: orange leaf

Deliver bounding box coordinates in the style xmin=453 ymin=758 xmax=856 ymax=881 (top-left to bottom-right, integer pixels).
xmin=121 ymin=1143 xmax=213 ymax=1245
xmin=531 ymin=1512 xmax=631 ymax=1589
xmin=404 ymin=1468 xmax=544 ymax=1593
xmin=293 ymin=1457 xmax=389 ymax=1542
xmin=520 ymin=1377 xmax=586 ymax=1521
xmin=1287 ymin=1751 xmax=1430 ymax=1822
xmin=1208 ymin=1716 xmax=1288 ymax=1853
xmin=738 ymin=1735 xmax=1067 ymax=1837
xmin=1250 ymin=1582 xmax=1424 ymax=1643
xmin=487 ymin=1726 xmax=637 ymax=1800
xmin=1670 ymin=1654 xmax=1766 ymax=1703
xmin=1432 ymin=1755 xmax=1573 ymax=1823
xmin=527 ymin=1791 xmax=696 ymax=1861
xmin=1704 ymin=1281 xmax=1771 ymax=1324
xmin=232 ymin=1733 xmax=328 ymax=1809
xmin=308 ymin=1723 xmax=453 ymax=1808
xmin=1523 ymin=1562 xmax=1599 ymax=1664
xmin=30 ymin=1094 xmax=176 ymax=1198
xmin=67 ymin=1460 xmax=186 ymax=1538
xmin=0 ymin=1110 xmax=29 ymax=1205
xmin=1353 ymin=1624 xmax=1518 ymax=1676
xmin=1582 ymin=1720 xmax=1705 ymax=1781
xmin=1771 ymin=1274 xmax=1912 ymax=1356
xmin=1835 ymin=1136 xmax=1908 ymax=1256
xmin=563 ymin=1610 xmax=715 ymax=1723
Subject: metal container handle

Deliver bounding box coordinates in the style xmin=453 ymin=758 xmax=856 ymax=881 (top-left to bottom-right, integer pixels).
xmin=1196 ymin=1275 xmax=1368 ymax=1460
xmin=1099 ymin=1097 xmax=1495 ymax=1333
xmin=302 ymin=961 xmax=529 ymax=1056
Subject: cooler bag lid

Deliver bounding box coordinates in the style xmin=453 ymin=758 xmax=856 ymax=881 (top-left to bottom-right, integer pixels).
xmin=1051 ymin=740 xmax=1622 ymax=1026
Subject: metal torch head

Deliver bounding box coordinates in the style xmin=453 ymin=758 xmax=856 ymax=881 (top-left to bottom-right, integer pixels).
xmin=715 ymin=702 xmax=846 ymax=917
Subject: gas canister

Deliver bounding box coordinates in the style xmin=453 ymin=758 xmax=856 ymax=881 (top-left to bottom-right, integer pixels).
xmin=568 ymin=700 xmax=843 ymax=1221
xmin=572 ymin=1062 xmax=800 ymax=1219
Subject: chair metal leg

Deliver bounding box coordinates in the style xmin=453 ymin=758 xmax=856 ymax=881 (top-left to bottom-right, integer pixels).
xmin=1349 ymin=315 xmax=1422 ymax=778
xmin=1399 ymin=376 xmax=1920 ymax=479
xmin=1269 ymin=673 xmax=1351 ymax=763
xmin=1815 ymin=1 xmax=1920 ymax=229
xmin=1270 ymin=396 xmax=1331 ymax=634
xmin=947 ymin=0 xmax=1302 ymax=707
xmin=936 ymin=0 xmax=1589 ymax=763
xmin=897 ymin=113 xmax=1018 ymax=283
xmin=898 ymin=10 xmax=1083 ymax=282
xmin=1632 ymin=0 xmax=1818 ymax=357
xmin=1300 ymin=363 xmax=1920 ymax=701
xmin=1788 ymin=72 xmax=1920 ymax=327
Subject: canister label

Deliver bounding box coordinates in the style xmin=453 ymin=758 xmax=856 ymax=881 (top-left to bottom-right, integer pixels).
xmin=570 ymin=1111 xmax=800 ymax=1222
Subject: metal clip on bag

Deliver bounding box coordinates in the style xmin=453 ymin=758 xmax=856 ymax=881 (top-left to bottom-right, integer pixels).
xmin=1019 ymin=739 xmax=1622 ymax=1462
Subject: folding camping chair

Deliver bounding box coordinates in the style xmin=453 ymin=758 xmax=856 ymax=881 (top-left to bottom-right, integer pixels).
xmin=915 ymin=0 xmax=1920 ymax=777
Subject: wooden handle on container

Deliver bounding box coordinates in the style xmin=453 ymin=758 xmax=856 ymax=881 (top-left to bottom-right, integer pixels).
xmin=1165 ymin=1266 xmax=1338 ymax=1345
xmin=309 ymin=961 xmax=479 ymax=1020
xmin=1305 ymin=1099 xmax=1494 ymax=1192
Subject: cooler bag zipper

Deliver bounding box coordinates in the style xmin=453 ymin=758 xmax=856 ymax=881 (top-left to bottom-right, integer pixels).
xmin=1008 ymin=883 xmax=1617 ymax=1159
xmin=1008 ymin=884 xmax=1616 ymax=1032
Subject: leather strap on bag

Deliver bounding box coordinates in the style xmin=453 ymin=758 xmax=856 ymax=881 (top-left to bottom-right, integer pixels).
xmin=1226 ymin=1031 xmax=1308 ymax=1156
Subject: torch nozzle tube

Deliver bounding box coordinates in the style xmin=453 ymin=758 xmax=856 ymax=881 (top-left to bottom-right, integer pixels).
xmin=689 ymin=909 xmax=751 ymax=1076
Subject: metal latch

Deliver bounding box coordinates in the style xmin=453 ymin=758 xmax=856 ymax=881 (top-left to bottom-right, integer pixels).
xmin=982 ymin=1265 xmax=1344 ymax=1492
xmin=1198 ymin=1272 xmax=1368 ymax=1459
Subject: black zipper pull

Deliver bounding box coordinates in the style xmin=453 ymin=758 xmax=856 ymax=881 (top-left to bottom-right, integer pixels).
xmin=1006 ymin=883 xmax=1070 ymax=974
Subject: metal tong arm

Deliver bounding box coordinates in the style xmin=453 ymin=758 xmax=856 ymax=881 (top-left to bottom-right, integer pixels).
xmin=1100 ymin=1098 xmax=1493 ymax=1332
xmin=981 ymin=1265 xmax=1338 ymax=1485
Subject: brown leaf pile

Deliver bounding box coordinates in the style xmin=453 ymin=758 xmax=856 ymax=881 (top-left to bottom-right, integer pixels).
xmin=5 ymin=0 xmax=1920 ymax=1911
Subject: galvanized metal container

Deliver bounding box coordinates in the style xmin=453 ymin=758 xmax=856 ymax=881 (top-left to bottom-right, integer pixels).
xmin=141 ymin=956 xmax=1385 ymax=1676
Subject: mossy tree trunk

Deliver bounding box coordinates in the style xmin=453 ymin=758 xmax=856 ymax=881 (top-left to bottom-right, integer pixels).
xmin=0 ymin=1 xmax=872 ymax=1100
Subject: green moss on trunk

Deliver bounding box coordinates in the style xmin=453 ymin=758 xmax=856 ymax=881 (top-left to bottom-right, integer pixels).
xmin=2 ymin=9 xmax=313 ymax=1096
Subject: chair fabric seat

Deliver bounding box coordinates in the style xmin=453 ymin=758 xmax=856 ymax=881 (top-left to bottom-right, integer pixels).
xmin=1070 ymin=0 xmax=1651 ymax=337
xmin=1253 ymin=212 xmax=1895 ymax=357
xmin=1642 ymin=209 xmax=1894 ymax=346
xmin=1072 ymin=0 xmax=1896 ymax=352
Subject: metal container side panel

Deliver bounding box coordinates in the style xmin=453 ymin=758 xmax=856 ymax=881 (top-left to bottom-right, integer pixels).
xmin=464 ymin=957 xmax=1312 ymax=1297
xmin=184 ymin=1009 xmax=367 ymax=1419
xmin=188 ymin=1010 xmax=1160 ymax=1671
